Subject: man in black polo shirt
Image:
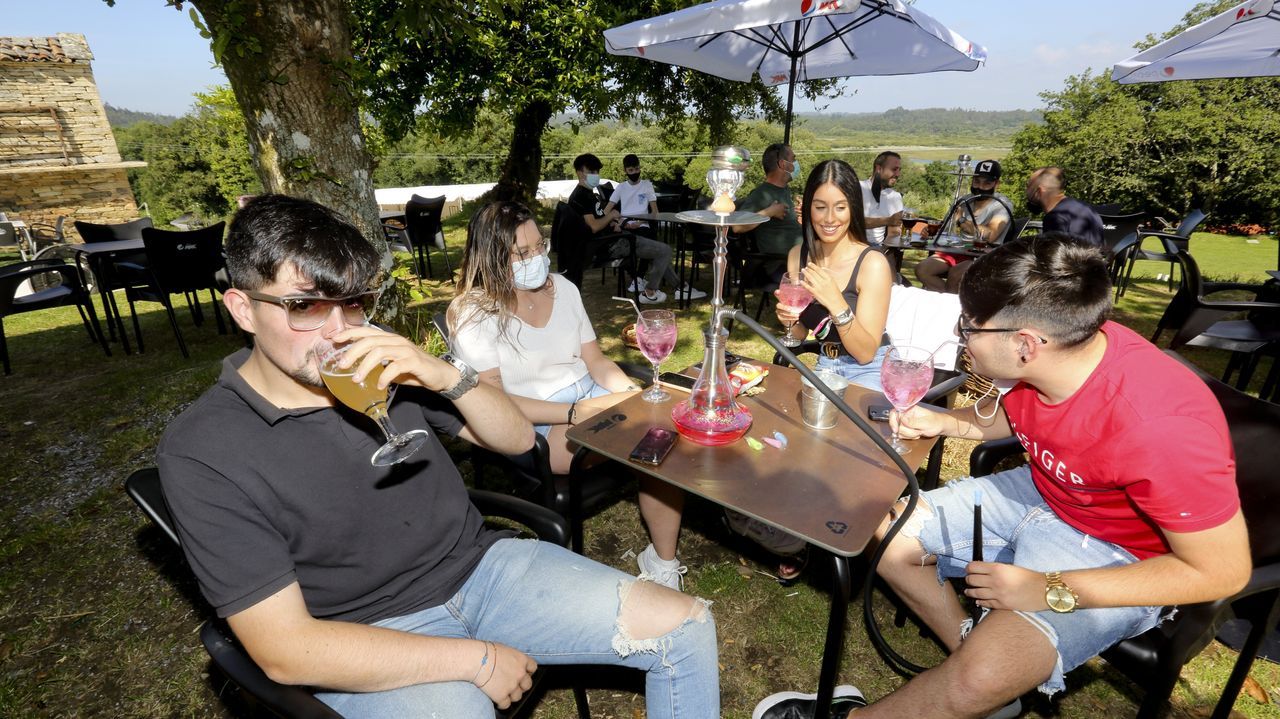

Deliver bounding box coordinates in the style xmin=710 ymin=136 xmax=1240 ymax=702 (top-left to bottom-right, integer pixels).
xmin=157 ymin=195 xmax=719 ymax=718
xmin=1026 ymin=166 xmax=1104 ymax=248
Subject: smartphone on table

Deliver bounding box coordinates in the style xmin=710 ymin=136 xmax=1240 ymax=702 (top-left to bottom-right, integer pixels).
xmin=658 ymin=371 xmax=697 ymax=392
xmin=629 ymin=427 xmax=677 ymax=466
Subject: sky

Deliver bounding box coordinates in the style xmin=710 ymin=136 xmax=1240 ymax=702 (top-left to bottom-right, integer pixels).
xmin=7 ymin=1 xmax=1197 ymax=118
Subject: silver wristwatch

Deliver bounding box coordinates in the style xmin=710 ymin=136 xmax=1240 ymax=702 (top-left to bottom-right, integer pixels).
xmin=832 ymin=307 xmax=855 ymax=327
xmin=438 ymin=353 xmax=478 ymax=400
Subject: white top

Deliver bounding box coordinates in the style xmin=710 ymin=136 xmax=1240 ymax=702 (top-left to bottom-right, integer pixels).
xmin=859 ymin=178 xmax=903 ymax=245
xmin=449 ymin=274 xmax=597 ymax=400
xmin=609 ymin=179 xmax=657 ymax=217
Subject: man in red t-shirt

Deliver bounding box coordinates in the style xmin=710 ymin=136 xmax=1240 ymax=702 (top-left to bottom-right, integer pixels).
xmin=753 ymin=235 xmax=1249 ymax=718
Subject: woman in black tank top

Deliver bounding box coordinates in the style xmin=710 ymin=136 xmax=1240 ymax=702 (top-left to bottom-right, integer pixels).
xmin=776 ymin=159 xmax=894 ymax=391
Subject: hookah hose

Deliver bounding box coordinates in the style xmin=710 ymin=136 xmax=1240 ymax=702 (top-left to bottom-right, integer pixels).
xmin=725 ymin=310 xmax=931 ymax=676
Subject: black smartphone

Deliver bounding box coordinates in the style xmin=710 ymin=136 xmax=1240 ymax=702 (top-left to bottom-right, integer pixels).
xmin=693 ymin=352 xmax=740 ymax=371
xmin=657 ymin=371 xmax=697 ymax=392
xmin=868 ymin=404 xmax=892 ymax=422
xmin=629 ymin=427 xmax=677 ymax=466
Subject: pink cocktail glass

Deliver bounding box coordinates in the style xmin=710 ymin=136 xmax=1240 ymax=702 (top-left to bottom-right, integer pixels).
xmin=636 ymin=309 xmax=677 ymax=403
xmin=775 ymin=271 xmax=812 ymax=348
xmin=880 ymin=345 xmax=934 ymax=454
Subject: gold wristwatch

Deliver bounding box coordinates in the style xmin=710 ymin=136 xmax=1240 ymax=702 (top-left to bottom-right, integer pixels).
xmin=1044 ymin=572 xmax=1078 ymax=613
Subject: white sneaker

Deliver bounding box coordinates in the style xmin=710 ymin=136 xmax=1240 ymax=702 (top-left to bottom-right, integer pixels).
xmin=638 ymin=289 xmax=668 ymax=304
xmin=628 ymin=278 xmax=648 ymax=292
xmin=636 ymin=543 xmax=687 ymax=590
xmin=676 ymin=285 xmax=707 ymax=300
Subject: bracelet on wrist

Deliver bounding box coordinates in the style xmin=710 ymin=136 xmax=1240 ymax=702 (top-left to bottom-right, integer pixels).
xmin=472 ymin=641 xmax=491 ymax=685
xmin=477 ymin=642 xmax=498 ymax=688
xmin=567 ymin=401 xmax=578 ymax=425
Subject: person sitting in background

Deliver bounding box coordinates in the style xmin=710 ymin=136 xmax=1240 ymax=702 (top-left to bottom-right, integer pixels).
xmin=159 ymin=195 xmax=720 ymax=718
xmin=1026 ymin=166 xmax=1104 ymax=248
xmin=448 ymin=201 xmax=692 ymax=590
xmin=861 ymin=151 xmax=904 ymax=245
xmin=915 ymin=159 xmax=1011 ymax=293
xmin=606 ymin=153 xmax=659 ymax=238
xmin=569 ymin=153 xmax=702 ymax=304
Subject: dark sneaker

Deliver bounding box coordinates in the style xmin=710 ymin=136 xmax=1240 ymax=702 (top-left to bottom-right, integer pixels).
xmin=753 ymin=685 xmax=867 ymax=719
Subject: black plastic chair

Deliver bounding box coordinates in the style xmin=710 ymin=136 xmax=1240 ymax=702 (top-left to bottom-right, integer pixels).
xmin=116 ymin=223 xmax=228 ymax=358
xmin=1150 ymin=251 xmax=1280 ymax=391
xmin=126 ymin=467 xmax=591 ymax=719
xmin=401 ymin=195 xmax=451 ymax=280
xmin=550 ymin=201 xmax=638 ymax=300
xmin=74 ymin=217 xmax=154 ymax=244
xmin=1118 ymin=209 xmax=1207 ymax=296
xmin=968 ymin=351 xmax=1280 ymax=719
xmin=1096 ymin=212 xmax=1147 ymax=296
xmin=0 ymin=259 xmax=110 ymax=375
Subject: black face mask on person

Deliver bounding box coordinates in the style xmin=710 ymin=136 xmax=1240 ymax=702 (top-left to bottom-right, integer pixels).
xmin=626 ymin=171 xmax=641 ymax=183
xmin=970 ymin=183 xmax=995 ymax=197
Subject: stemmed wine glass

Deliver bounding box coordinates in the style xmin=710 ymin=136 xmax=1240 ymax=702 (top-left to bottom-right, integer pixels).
xmin=636 ymin=309 xmax=677 ymax=403
xmin=880 ymin=345 xmax=935 ymax=454
xmin=774 ymin=270 xmax=813 ymax=348
xmin=319 ymin=345 xmax=429 ymax=466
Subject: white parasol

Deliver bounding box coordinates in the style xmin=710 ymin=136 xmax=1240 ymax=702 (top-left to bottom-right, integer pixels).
xmin=1112 ymin=0 xmax=1280 ymax=84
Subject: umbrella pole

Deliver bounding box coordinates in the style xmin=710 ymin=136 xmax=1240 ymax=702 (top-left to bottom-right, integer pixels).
xmin=783 ymin=23 xmax=801 ymax=146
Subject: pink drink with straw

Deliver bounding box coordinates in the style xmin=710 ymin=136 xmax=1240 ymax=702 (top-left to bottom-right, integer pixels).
xmin=637 ymin=324 xmax=677 ymax=365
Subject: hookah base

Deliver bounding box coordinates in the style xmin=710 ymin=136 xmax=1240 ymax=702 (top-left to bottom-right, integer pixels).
xmin=671 ymin=401 xmax=753 ymax=446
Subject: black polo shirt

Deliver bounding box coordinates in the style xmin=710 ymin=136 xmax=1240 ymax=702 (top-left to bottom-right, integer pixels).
xmin=158 ymin=349 xmax=503 ymax=623
xmin=1043 ymin=196 xmax=1105 ymax=248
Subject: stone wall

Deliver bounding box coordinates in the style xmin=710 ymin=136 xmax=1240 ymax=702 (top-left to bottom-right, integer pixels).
xmin=0 ymin=167 xmax=139 ymax=237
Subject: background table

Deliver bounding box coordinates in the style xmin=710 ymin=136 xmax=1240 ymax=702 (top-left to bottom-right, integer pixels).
xmin=73 ymin=239 xmax=146 ymax=354
xmin=567 ymin=362 xmax=936 ymax=718
xmin=622 ymin=211 xmax=698 ymax=308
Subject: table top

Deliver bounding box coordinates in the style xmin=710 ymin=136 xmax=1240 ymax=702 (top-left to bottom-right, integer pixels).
xmin=72 ymin=239 xmax=146 ymax=256
xmin=567 ymin=363 xmax=936 ymax=558
xmin=622 ymin=212 xmax=685 ymax=223
xmin=879 ymin=232 xmax=991 ymax=258
xmin=1268 ymin=269 xmax=1279 ymax=281
xmin=379 ymin=210 xmax=405 ymax=221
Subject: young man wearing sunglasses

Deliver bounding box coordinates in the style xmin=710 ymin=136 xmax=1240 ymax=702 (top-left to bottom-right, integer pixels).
xmin=755 ymin=234 xmax=1247 ymax=718
xmin=157 ymin=195 xmax=719 ymax=718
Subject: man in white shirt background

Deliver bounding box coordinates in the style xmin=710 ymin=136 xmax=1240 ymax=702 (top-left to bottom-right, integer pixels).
xmin=861 ymin=151 xmax=904 ymax=245
xmin=606 ymin=153 xmax=659 ymax=239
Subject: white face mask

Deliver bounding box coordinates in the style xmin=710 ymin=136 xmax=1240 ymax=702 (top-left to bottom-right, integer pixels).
xmin=973 ymin=377 xmax=1019 ymax=420
xmin=512 ymin=254 xmax=550 ymax=290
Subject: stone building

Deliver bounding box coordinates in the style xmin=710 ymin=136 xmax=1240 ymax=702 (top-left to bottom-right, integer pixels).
xmin=0 ymin=33 xmax=146 ymax=242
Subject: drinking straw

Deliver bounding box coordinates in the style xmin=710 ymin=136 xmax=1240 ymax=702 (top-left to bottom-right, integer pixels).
xmin=613 ymin=296 xmax=642 ymax=320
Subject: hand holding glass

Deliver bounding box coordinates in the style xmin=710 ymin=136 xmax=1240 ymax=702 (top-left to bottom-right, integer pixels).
xmin=636 ymin=309 xmax=677 ymax=403
xmin=320 ymin=345 xmax=429 ymax=466
xmin=775 ymin=271 xmax=813 ymax=348
xmin=880 ymin=345 xmax=935 ymax=454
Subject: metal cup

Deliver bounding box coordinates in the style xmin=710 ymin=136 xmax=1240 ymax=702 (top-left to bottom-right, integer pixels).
xmin=800 ymin=370 xmax=850 ymax=429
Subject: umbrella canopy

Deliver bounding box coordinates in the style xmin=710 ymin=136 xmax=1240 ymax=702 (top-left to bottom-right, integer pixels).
xmin=1112 ymin=0 xmax=1280 ymax=84
xmin=605 ymin=0 xmax=986 ymax=142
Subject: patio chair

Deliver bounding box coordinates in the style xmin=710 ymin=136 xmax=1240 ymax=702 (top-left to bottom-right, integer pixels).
xmin=0 ymin=222 xmax=32 ymax=261
xmin=399 ymin=195 xmax=451 ymax=280
xmin=115 ymin=223 xmax=228 ymax=358
xmin=432 ymin=312 xmax=649 ymax=553
xmin=1150 ymin=251 xmax=1280 ymax=391
xmin=125 ymin=467 xmax=591 ymax=719
xmin=968 ymin=350 xmax=1280 ymax=719
xmin=0 ymin=259 xmax=109 ymax=375
xmin=26 ymin=215 xmax=68 ymax=255
xmin=1117 ymin=208 xmax=1207 ymax=296
xmin=1095 ymin=212 xmax=1147 ymax=295
xmin=550 ymin=201 xmax=638 ymax=299
xmin=74 ymin=217 xmax=154 ymax=243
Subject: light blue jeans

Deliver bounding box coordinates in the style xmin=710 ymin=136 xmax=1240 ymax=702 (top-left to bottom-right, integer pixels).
xmin=903 ymin=466 xmax=1163 ymax=696
xmin=815 ymin=343 xmax=889 ymax=392
xmin=534 ymin=374 xmax=612 ymax=437
xmin=315 ymin=538 xmax=719 ymax=718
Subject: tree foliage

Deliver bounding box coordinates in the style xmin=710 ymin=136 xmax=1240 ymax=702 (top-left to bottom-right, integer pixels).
xmin=1002 ymin=1 xmax=1280 ymax=226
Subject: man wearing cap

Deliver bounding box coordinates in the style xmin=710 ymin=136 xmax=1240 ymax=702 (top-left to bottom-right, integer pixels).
xmin=861 ymin=151 xmax=905 ymax=245
xmin=1026 ymin=166 xmax=1105 ymax=248
xmin=915 ymin=159 xmax=1012 ymax=293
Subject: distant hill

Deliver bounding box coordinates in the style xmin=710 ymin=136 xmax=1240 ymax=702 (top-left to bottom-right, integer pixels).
xmin=105 ymin=104 xmax=179 ymax=128
xmin=798 ymin=107 xmax=1042 ymax=147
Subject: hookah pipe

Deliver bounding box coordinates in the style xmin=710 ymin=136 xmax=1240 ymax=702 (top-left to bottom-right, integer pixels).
xmin=721 ymin=308 xmax=931 ymax=676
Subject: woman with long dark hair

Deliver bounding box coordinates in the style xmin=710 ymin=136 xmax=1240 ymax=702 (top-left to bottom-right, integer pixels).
xmin=448 ymin=201 xmax=689 ymax=589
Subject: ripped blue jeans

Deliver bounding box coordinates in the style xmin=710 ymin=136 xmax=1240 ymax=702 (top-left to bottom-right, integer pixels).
xmin=315 ymin=538 xmax=718 ymax=718
xmin=901 ymin=466 xmax=1163 ymax=696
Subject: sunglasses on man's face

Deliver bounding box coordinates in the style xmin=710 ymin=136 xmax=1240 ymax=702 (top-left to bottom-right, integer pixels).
xmin=245 ymin=290 xmax=378 ymax=331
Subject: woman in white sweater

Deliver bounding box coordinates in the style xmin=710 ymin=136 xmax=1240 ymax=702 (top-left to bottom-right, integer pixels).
xmin=447 ymin=201 xmax=688 ymax=589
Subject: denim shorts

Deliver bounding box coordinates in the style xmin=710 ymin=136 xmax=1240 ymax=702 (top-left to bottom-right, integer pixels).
xmin=902 ymin=465 xmax=1163 ymax=696
xmin=814 ymin=343 xmax=888 ymax=392
xmin=534 ymin=375 xmax=611 ymax=437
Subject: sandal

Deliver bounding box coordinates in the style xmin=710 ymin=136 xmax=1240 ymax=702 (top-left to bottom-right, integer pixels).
xmin=777 ymin=548 xmax=809 ymax=582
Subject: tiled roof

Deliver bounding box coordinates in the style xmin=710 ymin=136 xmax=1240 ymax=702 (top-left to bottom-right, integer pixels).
xmin=0 ymin=34 xmax=93 ymax=64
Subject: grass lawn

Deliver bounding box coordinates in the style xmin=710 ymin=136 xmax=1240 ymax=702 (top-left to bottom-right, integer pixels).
xmin=0 ymin=227 xmax=1277 ymax=718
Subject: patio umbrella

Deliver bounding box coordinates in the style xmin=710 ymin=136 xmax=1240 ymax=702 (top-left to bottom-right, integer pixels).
xmin=1111 ymin=0 xmax=1280 ymax=84
xmin=604 ymin=0 xmax=986 ymax=143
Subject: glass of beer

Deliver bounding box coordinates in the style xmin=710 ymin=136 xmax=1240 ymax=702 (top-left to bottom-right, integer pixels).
xmin=320 ymin=345 xmax=429 ymax=466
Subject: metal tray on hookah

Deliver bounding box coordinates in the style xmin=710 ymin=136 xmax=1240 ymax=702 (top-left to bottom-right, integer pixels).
xmin=674 ymin=209 xmax=769 ymax=227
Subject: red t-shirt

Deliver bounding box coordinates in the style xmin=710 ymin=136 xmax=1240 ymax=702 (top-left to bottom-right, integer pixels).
xmin=1001 ymin=321 xmax=1238 ymax=559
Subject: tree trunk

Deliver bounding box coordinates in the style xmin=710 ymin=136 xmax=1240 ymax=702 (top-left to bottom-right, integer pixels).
xmin=190 ymin=0 xmax=380 ymax=241
xmin=491 ymin=100 xmax=553 ymax=206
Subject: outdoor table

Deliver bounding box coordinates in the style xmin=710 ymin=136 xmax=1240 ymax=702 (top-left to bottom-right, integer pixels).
xmin=622 ymin=211 xmax=699 ymax=308
xmin=379 ymin=209 xmax=405 ymax=223
xmin=566 ymin=363 xmax=937 ymax=719
xmin=879 ymin=232 xmax=991 ymax=275
xmin=72 ymin=239 xmax=146 ymax=354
